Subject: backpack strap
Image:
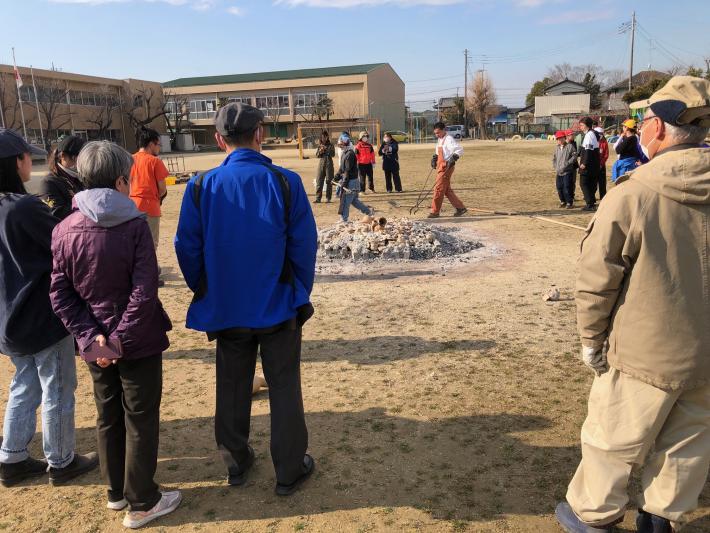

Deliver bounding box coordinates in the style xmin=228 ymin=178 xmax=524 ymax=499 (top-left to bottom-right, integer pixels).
xmin=260 ymin=163 xmax=294 ymax=286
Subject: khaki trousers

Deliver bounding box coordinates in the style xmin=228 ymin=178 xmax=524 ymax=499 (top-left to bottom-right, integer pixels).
xmin=566 ymin=368 xmax=710 ymax=530
xmin=146 ymin=216 xmax=160 ymax=251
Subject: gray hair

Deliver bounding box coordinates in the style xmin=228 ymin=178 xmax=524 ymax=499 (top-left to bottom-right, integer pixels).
xmin=76 ymin=141 xmax=133 ymax=189
xmin=664 ymin=122 xmax=710 ymax=145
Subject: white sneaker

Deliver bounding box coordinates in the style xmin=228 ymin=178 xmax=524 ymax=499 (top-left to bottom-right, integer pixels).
xmin=107 ymin=498 xmax=128 ymax=510
xmin=122 ymin=490 xmax=182 ymax=529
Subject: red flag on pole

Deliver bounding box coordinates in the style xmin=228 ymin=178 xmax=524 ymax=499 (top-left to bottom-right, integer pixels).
xmin=13 ymin=64 xmax=23 ymax=89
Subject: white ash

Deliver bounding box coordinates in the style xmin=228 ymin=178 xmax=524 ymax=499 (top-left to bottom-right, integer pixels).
xmin=318 ymin=217 xmax=482 ymax=262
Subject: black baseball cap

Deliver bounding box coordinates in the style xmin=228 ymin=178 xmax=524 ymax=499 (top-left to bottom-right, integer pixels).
xmin=0 ymin=128 xmax=47 ymax=158
xmin=56 ymin=135 xmax=86 ymax=157
xmin=214 ymin=103 xmax=264 ymax=137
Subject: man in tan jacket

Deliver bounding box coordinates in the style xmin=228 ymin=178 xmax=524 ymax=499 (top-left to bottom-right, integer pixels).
xmin=556 ymin=76 xmax=710 ymax=533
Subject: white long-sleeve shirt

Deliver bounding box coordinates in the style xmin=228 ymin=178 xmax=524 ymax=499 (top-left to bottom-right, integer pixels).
xmin=436 ymin=134 xmax=464 ymax=162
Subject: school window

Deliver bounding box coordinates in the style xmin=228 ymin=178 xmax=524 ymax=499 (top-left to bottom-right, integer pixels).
xmin=227 ymin=95 xmax=253 ymax=105
xmin=294 ymin=92 xmax=328 ymax=114
xmin=255 ymin=94 xmax=289 ymax=117
xmin=188 ymin=98 xmax=217 ymax=120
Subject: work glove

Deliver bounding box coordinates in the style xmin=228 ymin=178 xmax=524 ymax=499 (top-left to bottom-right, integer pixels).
xmin=581 ymin=344 xmax=608 ymax=376
xmin=446 ymin=154 xmax=460 ymax=169
xmin=431 ymin=154 xmax=438 ymax=169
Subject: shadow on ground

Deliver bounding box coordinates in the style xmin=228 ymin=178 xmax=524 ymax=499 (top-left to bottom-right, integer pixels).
xmin=53 ymin=409 xmax=580 ymax=526
xmin=164 ymin=336 xmax=496 ymax=365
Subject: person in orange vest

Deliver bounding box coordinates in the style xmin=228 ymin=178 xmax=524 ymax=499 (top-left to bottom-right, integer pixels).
xmin=428 ymin=122 xmax=467 ymax=218
xmin=354 ymin=131 xmax=376 ymax=193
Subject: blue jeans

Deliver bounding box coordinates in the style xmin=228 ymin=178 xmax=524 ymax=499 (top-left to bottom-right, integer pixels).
xmin=0 ymin=335 xmax=77 ymax=468
xmin=340 ymin=179 xmax=371 ymax=222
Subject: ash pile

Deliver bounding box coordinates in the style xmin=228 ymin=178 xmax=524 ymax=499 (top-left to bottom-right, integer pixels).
xmin=318 ymin=216 xmax=482 ymax=262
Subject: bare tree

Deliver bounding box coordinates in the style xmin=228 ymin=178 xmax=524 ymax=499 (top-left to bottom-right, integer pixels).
xmin=312 ymin=96 xmax=334 ymax=122
xmin=0 ymin=73 xmax=19 ymax=130
xmin=262 ymin=97 xmax=283 ymax=138
xmin=35 ymin=78 xmax=72 ymax=151
xmin=122 ymin=84 xmax=167 ymax=145
xmin=163 ymin=90 xmax=191 ymax=148
xmin=85 ymin=85 xmax=121 ymax=141
xmin=339 ymin=102 xmax=362 ymax=123
xmin=547 ymin=63 xmax=626 ymax=88
xmin=466 ymin=72 xmax=497 ymax=140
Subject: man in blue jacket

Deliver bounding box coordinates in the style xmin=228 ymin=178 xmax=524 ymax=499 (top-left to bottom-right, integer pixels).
xmin=175 ymin=103 xmax=318 ymax=496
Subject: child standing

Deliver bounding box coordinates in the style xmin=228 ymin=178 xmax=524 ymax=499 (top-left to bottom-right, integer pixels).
xmin=553 ymin=131 xmax=577 ymax=209
xmin=355 ymin=131 xmax=376 ymax=193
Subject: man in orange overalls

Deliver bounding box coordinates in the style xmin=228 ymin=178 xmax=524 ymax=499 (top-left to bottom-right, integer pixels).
xmin=428 ymin=122 xmax=467 ymax=218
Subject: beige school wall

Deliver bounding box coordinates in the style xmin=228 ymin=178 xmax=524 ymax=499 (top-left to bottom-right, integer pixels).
xmin=164 ymin=64 xmax=406 ymax=142
xmin=0 ymin=64 xmax=166 ymax=152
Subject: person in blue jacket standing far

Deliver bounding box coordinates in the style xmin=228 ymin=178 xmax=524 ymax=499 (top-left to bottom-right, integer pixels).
xmin=174 ymin=103 xmax=318 ymax=496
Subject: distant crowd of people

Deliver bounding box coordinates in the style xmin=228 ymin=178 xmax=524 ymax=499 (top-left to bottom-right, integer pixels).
xmin=0 ymin=75 xmax=709 ymax=533
xmin=552 ymin=116 xmax=649 ymax=211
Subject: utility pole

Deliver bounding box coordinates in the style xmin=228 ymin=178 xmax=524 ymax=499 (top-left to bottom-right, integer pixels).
xmin=629 ymin=11 xmax=636 ymax=92
xmin=464 ymin=48 xmax=469 ymax=134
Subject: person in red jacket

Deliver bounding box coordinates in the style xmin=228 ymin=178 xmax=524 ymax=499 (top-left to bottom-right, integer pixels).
xmin=594 ymin=126 xmax=609 ymax=200
xmin=355 ymin=131 xmax=376 ymax=193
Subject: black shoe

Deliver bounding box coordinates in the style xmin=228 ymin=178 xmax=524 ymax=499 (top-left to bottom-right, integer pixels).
xmin=454 ymin=207 xmax=468 ymax=217
xmin=559 ymin=202 xmax=567 ymax=208
xmin=0 ymin=457 xmax=48 ymax=487
xmin=636 ymin=509 xmax=672 ymax=533
xmin=227 ymin=446 xmax=255 ymax=487
xmin=387 ymin=190 xmax=393 ymax=193
xmin=275 ymin=454 xmax=314 ymax=496
xmin=48 ymin=452 xmax=99 ymax=486
xmin=581 ymin=206 xmax=595 ymax=212
xmin=427 ymin=213 xmax=440 ymax=219
xmin=313 ymin=198 xmax=321 ymax=204
xmin=326 ymin=198 xmax=332 ymax=204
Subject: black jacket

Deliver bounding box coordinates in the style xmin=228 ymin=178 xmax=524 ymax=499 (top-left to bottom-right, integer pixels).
xmin=378 ymin=140 xmax=400 ymax=171
xmin=579 ymin=131 xmax=601 ymax=178
xmin=339 ymin=148 xmax=359 ymax=182
xmin=37 ymin=171 xmax=84 ymax=220
xmin=615 ymin=135 xmax=641 ymax=159
xmin=0 ymin=194 xmax=67 ymax=356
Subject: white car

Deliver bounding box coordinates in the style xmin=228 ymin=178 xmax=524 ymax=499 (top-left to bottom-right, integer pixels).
xmin=445 ymin=125 xmax=465 ymax=139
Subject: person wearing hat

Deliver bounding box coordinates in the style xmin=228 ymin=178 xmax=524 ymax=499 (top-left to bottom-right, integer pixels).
xmin=611 ymin=119 xmax=646 ymax=182
xmin=336 ymin=132 xmax=373 ymax=222
xmin=577 ymin=116 xmax=601 ymax=211
xmin=175 ymin=103 xmax=317 ymax=496
xmin=552 ymin=130 xmax=577 ymax=208
xmin=593 ymin=126 xmax=609 ymax=200
xmin=0 ymin=128 xmax=98 ymax=488
xmin=555 ymin=76 xmax=710 ymax=533
xmin=354 ymin=131 xmax=376 ymax=193
xmin=37 ymin=135 xmax=86 ymax=220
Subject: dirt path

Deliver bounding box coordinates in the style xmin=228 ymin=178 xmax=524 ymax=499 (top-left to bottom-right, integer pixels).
xmin=2 ymin=141 xmax=707 ymax=532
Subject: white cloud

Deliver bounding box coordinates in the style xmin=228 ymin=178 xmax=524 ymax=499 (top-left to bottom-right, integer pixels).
xmin=49 ymin=0 xmax=216 ymax=8
xmin=274 ymin=0 xmax=463 ymax=6
xmin=226 ymin=5 xmax=244 ymax=15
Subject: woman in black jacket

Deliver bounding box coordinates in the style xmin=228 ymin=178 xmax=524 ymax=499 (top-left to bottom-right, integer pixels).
xmin=314 ymin=130 xmax=334 ymax=203
xmin=378 ymin=134 xmax=403 ymax=193
xmin=0 ymin=128 xmax=97 ymax=488
xmin=37 ymin=135 xmax=86 ymax=220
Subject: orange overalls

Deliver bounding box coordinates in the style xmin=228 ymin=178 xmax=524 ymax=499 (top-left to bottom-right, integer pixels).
xmin=431 ymin=143 xmax=465 ymax=214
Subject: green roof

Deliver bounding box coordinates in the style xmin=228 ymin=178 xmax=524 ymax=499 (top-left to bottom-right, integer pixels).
xmin=163 ymin=63 xmax=388 ymax=88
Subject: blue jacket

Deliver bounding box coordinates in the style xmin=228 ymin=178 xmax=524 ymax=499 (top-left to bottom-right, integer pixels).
xmin=175 ymin=149 xmax=317 ymax=332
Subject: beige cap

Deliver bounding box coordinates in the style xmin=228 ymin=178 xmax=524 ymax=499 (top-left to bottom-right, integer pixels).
xmin=637 ymin=76 xmax=710 ymax=127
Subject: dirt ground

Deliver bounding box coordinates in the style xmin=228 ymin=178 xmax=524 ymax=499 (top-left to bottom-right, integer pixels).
xmin=1 ymin=140 xmax=708 ymax=532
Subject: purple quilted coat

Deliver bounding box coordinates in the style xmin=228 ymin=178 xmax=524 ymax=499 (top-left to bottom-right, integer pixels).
xmin=49 ymin=189 xmax=171 ymax=361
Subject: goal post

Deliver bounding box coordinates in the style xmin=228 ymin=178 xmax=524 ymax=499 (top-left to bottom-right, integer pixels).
xmin=297 ymin=120 xmax=381 ymax=160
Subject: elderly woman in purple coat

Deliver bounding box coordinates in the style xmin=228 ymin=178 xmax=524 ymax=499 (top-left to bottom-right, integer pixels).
xmin=49 ymin=141 xmax=180 ymax=530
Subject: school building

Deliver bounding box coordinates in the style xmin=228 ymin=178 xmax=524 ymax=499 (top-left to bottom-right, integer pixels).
xmin=0 ymin=64 xmax=165 ymax=152
xmin=162 ymin=63 xmax=405 ymax=146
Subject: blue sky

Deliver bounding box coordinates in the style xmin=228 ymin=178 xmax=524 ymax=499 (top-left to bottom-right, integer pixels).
xmin=3 ymin=0 xmax=709 ymax=110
